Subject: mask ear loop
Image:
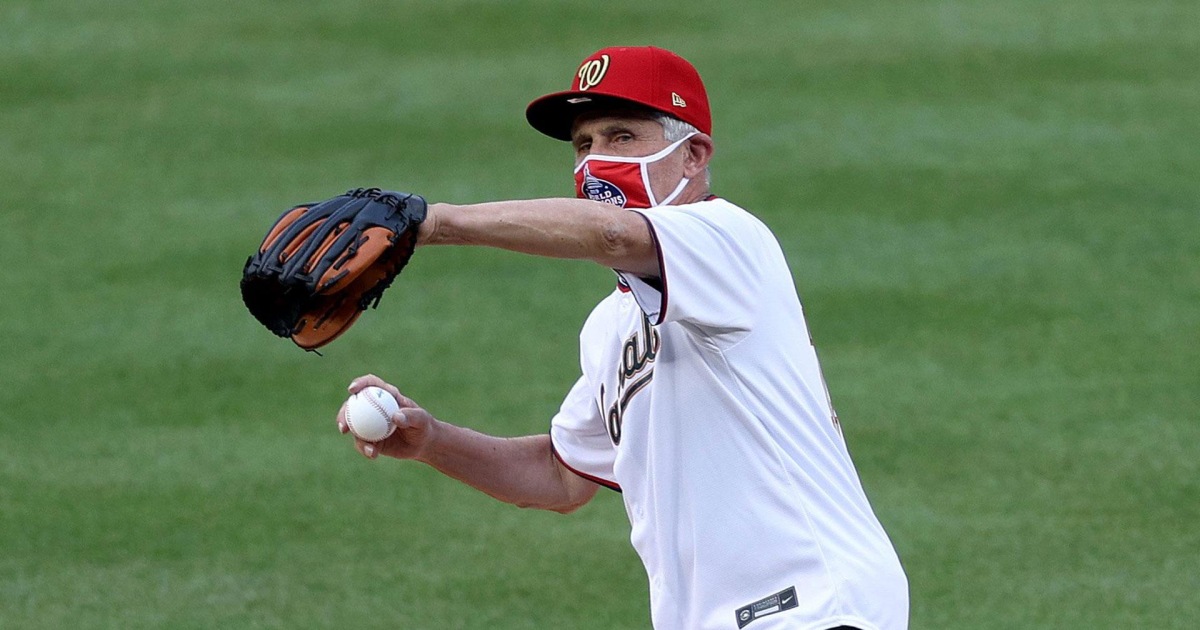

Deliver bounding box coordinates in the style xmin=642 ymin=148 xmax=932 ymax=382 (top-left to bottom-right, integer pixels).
xmin=642 ymin=132 xmax=698 ymax=207
xmin=652 ymin=176 xmax=691 ymax=207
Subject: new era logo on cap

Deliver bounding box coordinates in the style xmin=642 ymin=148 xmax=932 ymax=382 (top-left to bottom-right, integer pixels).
xmin=526 ymin=46 xmax=712 ymax=141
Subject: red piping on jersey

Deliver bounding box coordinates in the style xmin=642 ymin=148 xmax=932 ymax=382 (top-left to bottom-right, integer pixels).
xmin=629 ymin=210 xmax=669 ymax=325
xmin=612 ymin=196 xmax=718 ymax=297
xmin=550 ymin=440 xmax=622 ymax=493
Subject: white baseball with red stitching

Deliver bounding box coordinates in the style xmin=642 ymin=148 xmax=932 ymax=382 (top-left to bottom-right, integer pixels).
xmin=344 ymin=386 xmax=399 ymax=442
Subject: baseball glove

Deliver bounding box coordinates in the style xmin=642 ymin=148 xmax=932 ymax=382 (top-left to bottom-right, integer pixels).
xmin=241 ymin=187 xmax=427 ymax=350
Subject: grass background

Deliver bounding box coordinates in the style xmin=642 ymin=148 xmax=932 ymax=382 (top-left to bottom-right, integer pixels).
xmin=1 ymin=0 xmax=1197 ymax=627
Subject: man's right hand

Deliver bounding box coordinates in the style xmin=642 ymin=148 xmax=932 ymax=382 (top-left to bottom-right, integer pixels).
xmin=339 ymin=374 xmax=437 ymax=461
xmin=334 ymin=373 xmax=599 ymax=513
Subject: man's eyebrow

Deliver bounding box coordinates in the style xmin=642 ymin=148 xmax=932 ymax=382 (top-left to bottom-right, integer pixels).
xmin=573 ymin=122 xmax=638 ymax=143
xmin=598 ymin=122 xmax=636 ymax=136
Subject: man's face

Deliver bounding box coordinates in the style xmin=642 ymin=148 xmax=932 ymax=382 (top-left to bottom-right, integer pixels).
xmin=570 ymin=114 xmax=668 ymax=162
xmin=570 ymin=113 xmax=688 ymax=205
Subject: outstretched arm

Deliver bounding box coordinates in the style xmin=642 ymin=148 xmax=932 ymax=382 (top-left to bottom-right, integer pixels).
xmin=338 ymin=374 xmax=600 ymax=514
xmin=417 ymin=199 xmax=660 ymax=278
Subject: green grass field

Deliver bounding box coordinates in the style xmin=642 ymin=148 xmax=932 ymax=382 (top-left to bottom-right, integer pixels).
xmin=2 ymin=1 xmax=1197 ymax=627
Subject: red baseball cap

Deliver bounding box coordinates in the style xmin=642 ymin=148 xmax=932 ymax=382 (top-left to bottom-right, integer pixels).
xmin=526 ymin=46 xmax=712 ymax=141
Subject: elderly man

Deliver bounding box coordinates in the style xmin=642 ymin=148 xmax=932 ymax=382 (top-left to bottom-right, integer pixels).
xmin=339 ymin=46 xmax=909 ymax=630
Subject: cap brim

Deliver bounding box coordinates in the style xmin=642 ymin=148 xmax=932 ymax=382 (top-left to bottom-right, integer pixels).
xmin=526 ymin=92 xmax=655 ymax=142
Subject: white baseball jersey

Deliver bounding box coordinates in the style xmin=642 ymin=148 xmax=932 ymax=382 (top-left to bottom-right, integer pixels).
xmin=550 ymin=198 xmax=909 ymax=630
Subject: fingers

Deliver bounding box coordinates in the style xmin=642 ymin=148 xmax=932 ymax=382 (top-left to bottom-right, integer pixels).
xmin=354 ymin=438 xmax=378 ymax=459
xmin=342 ymin=375 xmax=427 ymax=461
xmin=348 ymin=373 xmax=386 ymax=394
xmin=392 ymin=389 xmax=418 ymax=409
xmin=335 ymin=400 xmax=349 ymax=434
xmin=394 ymin=408 xmax=430 ymax=431
xmin=348 ymin=374 xmax=418 ymax=408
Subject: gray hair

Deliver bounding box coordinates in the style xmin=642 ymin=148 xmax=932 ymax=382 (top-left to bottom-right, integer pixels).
xmin=654 ymin=113 xmax=711 ymax=185
xmin=656 ymin=113 xmax=699 ymax=142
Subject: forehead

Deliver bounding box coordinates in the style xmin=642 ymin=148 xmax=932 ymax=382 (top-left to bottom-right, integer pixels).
xmin=570 ymin=109 xmax=664 ymax=139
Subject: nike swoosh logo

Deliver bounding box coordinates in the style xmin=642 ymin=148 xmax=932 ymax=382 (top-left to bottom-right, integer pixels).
xmin=781 ymin=596 xmax=793 ymax=604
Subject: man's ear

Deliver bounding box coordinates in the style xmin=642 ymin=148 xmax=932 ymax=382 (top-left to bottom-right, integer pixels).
xmin=682 ymin=134 xmax=714 ymax=178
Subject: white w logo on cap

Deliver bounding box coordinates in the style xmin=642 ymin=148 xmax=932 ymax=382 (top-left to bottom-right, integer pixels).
xmin=577 ymin=54 xmax=611 ymax=91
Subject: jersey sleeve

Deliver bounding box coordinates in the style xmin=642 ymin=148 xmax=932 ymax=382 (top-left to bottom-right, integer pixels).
xmin=619 ymin=200 xmax=765 ymax=333
xmin=549 ymin=374 xmax=620 ymax=491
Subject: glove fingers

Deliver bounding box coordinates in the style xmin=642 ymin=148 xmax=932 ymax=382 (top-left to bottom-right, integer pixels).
xmin=315 ymin=226 xmax=395 ymax=294
xmin=291 ymin=294 xmax=364 ymax=350
xmin=303 ymin=221 xmax=351 ymax=278
xmin=300 ymin=196 xmax=406 ymax=285
xmin=281 ymin=197 xmax=368 ymax=278
xmin=280 ymin=221 xmax=325 ymax=265
xmin=290 ymin=241 xmax=407 ymax=349
xmin=258 ymin=200 xmax=341 ymax=268
xmin=259 ymin=205 xmax=310 ymax=254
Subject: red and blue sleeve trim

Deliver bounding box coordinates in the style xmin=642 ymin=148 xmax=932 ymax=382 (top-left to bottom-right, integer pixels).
xmin=628 ymin=210 xmax=668 ymax=325
xmin=550 ymin=441 xmax=622 ymax=493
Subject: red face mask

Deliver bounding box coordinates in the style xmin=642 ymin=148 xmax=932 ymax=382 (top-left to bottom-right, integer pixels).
xmin=574 ymin=133 xmax=696 ymax=209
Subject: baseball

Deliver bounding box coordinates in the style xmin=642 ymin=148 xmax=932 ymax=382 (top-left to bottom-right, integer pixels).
xmin=342 ymin=386 xmax=400 ymax=442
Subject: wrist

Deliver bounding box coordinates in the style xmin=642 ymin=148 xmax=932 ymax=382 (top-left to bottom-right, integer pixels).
xmin=417 ymin=203 xmax=450 ymax=246
xmin=412 ymin=416 xmax=443 ymax=465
